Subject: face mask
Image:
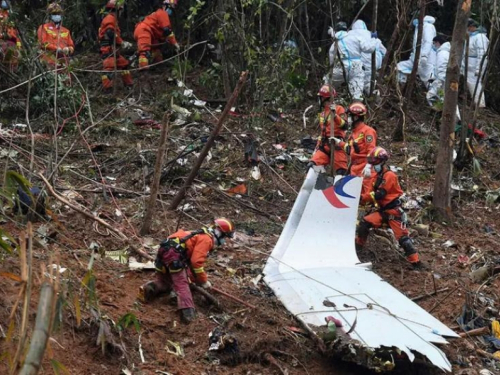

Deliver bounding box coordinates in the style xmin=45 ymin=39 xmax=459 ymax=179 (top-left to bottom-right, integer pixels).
xmin=1 ymin=1 xmax=8 ymax=10
xmin=51 ymin=15 xmax=62 ymax=23
xmin=412 ymin=19 xmax=418 ymax=27
xmin=217 ymin=237 xmax=226 ymax=246
xmin=374 ymin=164 xmax=383 ymax=173
xmin=432 ymin=45 xmax=438 ymax=52
xmin=167 ymin=8 xmax=173 ymax=16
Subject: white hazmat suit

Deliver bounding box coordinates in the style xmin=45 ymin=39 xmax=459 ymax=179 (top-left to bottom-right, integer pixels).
xmin=349 ymin=20 xmax=387 ymax=94
xmin=466 ymin=27 xmax=489 ymax=108
xmin=397 ymin=16 xmax=437 ymax=85
xmin=426 ymin=42 xmax=450 ymax=106
xmin=329 ymin=29 xmax=377 ymax=100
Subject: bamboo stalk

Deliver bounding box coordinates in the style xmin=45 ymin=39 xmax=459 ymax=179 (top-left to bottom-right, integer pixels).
xmin=19 ymin=280 xmax=55 ymax=375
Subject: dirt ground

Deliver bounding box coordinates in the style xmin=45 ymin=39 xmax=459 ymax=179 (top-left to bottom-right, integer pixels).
xmin=1 ymin=66 xmax=500 ymax=375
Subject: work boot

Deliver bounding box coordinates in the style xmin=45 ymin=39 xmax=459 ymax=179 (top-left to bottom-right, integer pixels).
xmin=180 ymin=308 xmax=196 ymax=324
xmin=138 ymin=282 xmax=157 ymax=303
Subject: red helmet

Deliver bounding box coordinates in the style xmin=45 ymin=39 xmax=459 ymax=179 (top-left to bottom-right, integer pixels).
xmin=213 ymin=218 xmax=235 ymax=238
xmin=348 ymin=102 xmax=367 ymax=116
xmin=317 ymin=84 xmax=336 ymax=99
xmin=105 ymin=0 xmax=123 ymax=9
xmin=367 ymin=146 xmax=390 ymax=165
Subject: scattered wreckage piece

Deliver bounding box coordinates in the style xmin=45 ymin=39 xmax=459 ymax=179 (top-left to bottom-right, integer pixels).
xmin=264 ymin=169 xmax=459 ymax=372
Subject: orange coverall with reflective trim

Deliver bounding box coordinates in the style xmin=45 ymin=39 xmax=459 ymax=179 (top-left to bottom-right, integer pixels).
xmin=151 ymin=229 xmax=214 ymax=310
xmin=340 ymin=122 xmax=377 ymax=176
xmin=0 ymin=9 xmax=21 ymax=72
xmin=37 ymin=22 xmax=74 ymax=67
xmin=310 ymin=105 xmax=348 ymax=172
xmin=133 ymin=8 xmax=177 ymax=69
xmin=357 ymin=168 xmax=409 ymax=243
xmin=98 ymin=13 xmax=133 ymax=89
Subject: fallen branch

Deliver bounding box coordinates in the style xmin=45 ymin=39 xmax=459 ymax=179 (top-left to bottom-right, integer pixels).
xmin=411 ymin=287 xmax=450 ymax=302
xmin=263 ymin=352 xmax=288 ymax=375
xmin=39 ymin=173 xmax=153 ymax=261
xmin=190 ymin=284 xmax=224 ymax=311
xmin=211 ymin=286 xmax=256 ymax=309
xmin=169 ymin=71 xmax=248 ymax=210
xmin=459 ymin=326 xmax=490 ymax=338
xmin=476 ymin=348 xmax=497 ymax=360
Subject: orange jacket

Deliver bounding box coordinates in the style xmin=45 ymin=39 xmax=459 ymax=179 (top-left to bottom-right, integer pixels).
xmin=140 ymin=8 xmax=177 ymax=45
xmin=168 ymin=229 xmax=214 ymax=283
xmin=341 ymin=121 xmax=377 ymax=166
xmin=98 ymin=13 xmax=123 ymax=54
xmin=0 ymin=9 xmax=20 ymax=46
xmin=319 ymin=104 xmax=347 ymax=140
xmin=361 ymin=168 xmax=403 ymax=208
xmin=37 ymin=22 xmax=74 ymax=54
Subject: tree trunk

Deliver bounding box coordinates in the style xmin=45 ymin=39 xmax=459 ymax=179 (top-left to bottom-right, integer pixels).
xmin=433 ymin=0 xmax=472 ymax=217
xmin=369 ymin=0 xmax=378 ymax=96
xmin=393 ymin=0 xmax=425 ymax=141
xmin=140 ymin=117 xmax=170 ymax=235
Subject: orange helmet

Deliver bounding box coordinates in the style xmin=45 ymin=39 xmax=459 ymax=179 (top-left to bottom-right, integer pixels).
xmin=163 ymin=0 xmax=178 ymax=8
xmin=367 ymin=146 xmax=390 ymax=165
xmin=348 ymin=102 xmax=367 ymax=116
xmin=317 ymin=84 xmax=336 ymax=99
xmin=105 ymin=0 xmax=123 ymax=9
xmin=213 ymin=218 xmax=235 ymax=238
xmin=47 ymin=2 xmax=63 ymax=14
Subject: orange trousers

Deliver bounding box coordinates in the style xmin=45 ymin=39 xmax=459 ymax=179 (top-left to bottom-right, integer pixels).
xmin=310 ymin=144 xmax=348 ymax=173
xmin=355 ymin=208 xmax=409 ymax=246
xmin=101 ymin=54 xmax=133 ymax=89
xmin=134 ymin=24 xmax=163 ymax=69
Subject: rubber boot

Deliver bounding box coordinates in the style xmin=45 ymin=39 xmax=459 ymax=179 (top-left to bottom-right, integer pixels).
xmin=399 ymin=237 xmax=422 ymax=269
xmin=180 ymin=308 xmax=196 ymax=324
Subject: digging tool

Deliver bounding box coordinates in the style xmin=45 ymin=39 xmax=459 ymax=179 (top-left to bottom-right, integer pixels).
xmin=210 ymin=286 xmax=256 ymax=309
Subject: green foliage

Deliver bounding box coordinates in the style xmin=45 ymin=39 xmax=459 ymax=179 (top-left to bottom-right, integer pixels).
xmin=185 ymin=0 xmax=206 ymax=30
xmin=31 ymin=74 xmax=86 ymax=123
xmin=172 ymin=58 xmax=193 ymax=81
xmin=199 ymin=62 xmax=224 ymax=97
xmin=50 ymin=359 xmax=70 ymax=375
xmin=0 ymin=170 xmax=32 ymax=212
xmin=116 ymin=312 xmax=140 ymax=333
xmin=81 ymin=270 xmax=98 ymax=308
xmin=0 ymin=228 xmax=16 ymax=254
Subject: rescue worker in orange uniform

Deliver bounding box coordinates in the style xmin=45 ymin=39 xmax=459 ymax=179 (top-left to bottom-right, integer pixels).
xmin=0 ymin=0 xmax=21 ymax=73
xmin=332 ymin=102 xmax=377 ymax=177
xmin=134 ymin=0 xmax=180 ymax=69
xmin=139 ymin=218 xmax=235 ymax=323
xmin=307 ymin=84 xmax=348 ymax=175
xmin=355 ymin=147 xmax=421 ymax=268
xmin=37 ymin=3 xmax=74 ymax=68
xmin=98 ymin=0 xmax=133 ymax=90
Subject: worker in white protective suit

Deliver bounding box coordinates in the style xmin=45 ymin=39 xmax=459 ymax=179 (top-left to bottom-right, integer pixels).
xmin=426 ymin=36 xmax=449 ymax=106
xmin=349 ymin=20 xmax=387 ymax=95
xmin=397 ymin=15 xmax=437 ymax=86
xmin=465 ymin=19 xmax=489 ymax=108
xmin=330 ymin=22 xmax=378 ymax=100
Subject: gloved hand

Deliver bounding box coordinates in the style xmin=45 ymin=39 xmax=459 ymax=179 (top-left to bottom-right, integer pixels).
xmin=363 ymin=163 xmax=372 ymax=177
xmin=56 ymin=47 xmax=63 ymax=54
xmin=121 ymin=41 xmax=132 ymax=49
xmin=306 ymin=161 xmax=316 ymax=170
xmin=328 ymin=26 xmax=335 ymax=38
xmin=371 ymin=31 xmax=378 ymax=39
xmin=16 ymin=41 xmax=21 ymax=49
xmin=328 ymin=104 xmax=336 ymax=113
xmin=62 ymin=47 xmax=70 ymax=55
xmin=475 ymin=70 xmax=480 ymax=77
xmin=174 ymin=43 xmax=181 ymax=52
xmin=200 ymin=281 xmax=212 ymax=289
xmin=420 ymin=55 xmax=428 ymax=65
xmin=329 ymin=137 xmax=341 ymax=146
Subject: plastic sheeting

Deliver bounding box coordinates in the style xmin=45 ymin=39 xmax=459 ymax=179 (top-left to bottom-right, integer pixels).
xmin=263 ymin=169 xmax=458 ymax=372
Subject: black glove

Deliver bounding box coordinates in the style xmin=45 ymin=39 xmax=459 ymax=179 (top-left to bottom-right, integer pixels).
xmin=306 ymin=161 xmax=316 ymax=170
